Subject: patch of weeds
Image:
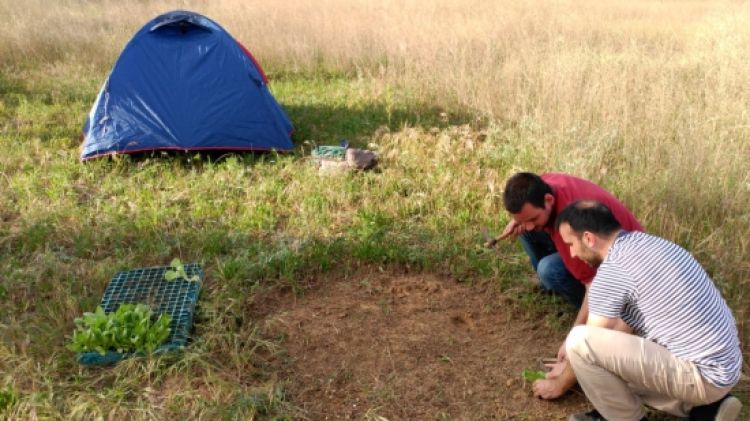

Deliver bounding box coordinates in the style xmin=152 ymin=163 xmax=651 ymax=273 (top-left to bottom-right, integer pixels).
xmin=72 ymin=230 xmax=97 ymax=258
xmin=301 ymin=191 xmax=329 ymax=215
xmin=212 ymin=237 xmax=347 ymax=293
xmin=236 ymin=202 xmax=277 ymax=231
xmin=515 ymin=289 xmax=542 ymax=317
xmin=544 ymin=307 xmax=575 ymax=332
xmin=254 ymin=245 xmax=305 ymax=291
xmin=350 ymin=209 xmax=397 ymax=263
xmin=195 ymin=230 xmax=238 ymax=257
xmin=460 ymin=246 xmax=500 ymax=278
xmin=216 ymin=257 xmax=256 ymax=283
xmin=19 ymin=219 xmax=55 ymax=253
xmin=0 ymin=387 xmax=18 ymax=411
xmin=305 ymin=237 xmax=347 ymax=273
xmin=352 ymin=210 xmax=390 ymax=241
xmin=224 ymin=384 xmax=290 ymax=420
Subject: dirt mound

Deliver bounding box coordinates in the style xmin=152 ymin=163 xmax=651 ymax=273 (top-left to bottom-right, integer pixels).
xmin=258 ymin=271 xmax=589 ymax=420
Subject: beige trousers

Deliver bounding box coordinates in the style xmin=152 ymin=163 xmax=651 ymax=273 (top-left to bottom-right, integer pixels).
xmin=566 ymin=325 xmax=732 ymax=421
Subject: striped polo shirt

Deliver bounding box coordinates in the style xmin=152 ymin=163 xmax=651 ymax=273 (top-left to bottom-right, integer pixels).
xmin=589 ymin=231 xmax=742 ymax=388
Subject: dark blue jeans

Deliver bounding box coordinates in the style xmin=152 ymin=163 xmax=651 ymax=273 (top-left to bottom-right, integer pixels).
xmin=519 ymin=231 xmax=585 ymax=308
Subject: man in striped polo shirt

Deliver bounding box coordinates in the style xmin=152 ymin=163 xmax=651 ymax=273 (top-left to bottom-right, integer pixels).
xmin=555 ymin=201 xmax=742 ymax=421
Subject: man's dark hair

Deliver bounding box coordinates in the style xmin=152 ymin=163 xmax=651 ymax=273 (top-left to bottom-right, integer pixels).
xmin=503 ymin=172 xmax=553 ymax=213
xmin=554 ymin=200 xmax=622 ymax=235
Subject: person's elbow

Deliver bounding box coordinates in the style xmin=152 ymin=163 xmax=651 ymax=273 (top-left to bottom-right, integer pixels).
xmin=586 ymin=313 xmax=618 ymax=329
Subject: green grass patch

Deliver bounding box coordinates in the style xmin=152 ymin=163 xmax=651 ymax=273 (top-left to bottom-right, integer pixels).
xmin=1 ymin=55 xmax=748 ymax=419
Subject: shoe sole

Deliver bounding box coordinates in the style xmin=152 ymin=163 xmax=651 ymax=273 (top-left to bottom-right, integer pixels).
xmin=716 ymin=396 xmax=742 ymax=421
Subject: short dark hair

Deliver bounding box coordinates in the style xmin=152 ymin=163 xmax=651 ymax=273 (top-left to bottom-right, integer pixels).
xmin=554 ymin=200 xmax=622 ymax=235
xmin=503 ymin=172 xmax=553 ymax=213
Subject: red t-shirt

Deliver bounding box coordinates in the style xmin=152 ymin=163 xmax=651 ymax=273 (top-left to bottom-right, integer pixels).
xmin=541 ymin=173 xmax=644 ymax=284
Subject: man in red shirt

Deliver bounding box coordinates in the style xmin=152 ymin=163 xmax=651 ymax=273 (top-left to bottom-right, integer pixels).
xmin=497 ymin=172 xmax=643 ymax=399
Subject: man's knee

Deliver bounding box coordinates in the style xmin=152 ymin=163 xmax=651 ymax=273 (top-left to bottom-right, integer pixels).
xmin=537 ymin=254 xmax=565 ymax=290
xmin=566 ymin=325 xmax=593 ymax=363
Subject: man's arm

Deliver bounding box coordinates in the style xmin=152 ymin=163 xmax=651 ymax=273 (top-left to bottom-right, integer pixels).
xmin=573 ymin=283 xmax=591 ymax=326
xmin=484 ymin=219 xmax=524 ymax=248
xmin=499 ymin=219 xmax=524 ymax=240
xmin=587 ymin=313 xmax=619 ymax=329
xmin=588 ymin=296 xmax=633 ymax=333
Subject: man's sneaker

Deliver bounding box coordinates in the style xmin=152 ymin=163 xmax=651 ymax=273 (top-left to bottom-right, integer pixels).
xmin=569 ymin=410 xmax=607 ymax=421
xmin=689 ymin=394 xmax=742 ymax=421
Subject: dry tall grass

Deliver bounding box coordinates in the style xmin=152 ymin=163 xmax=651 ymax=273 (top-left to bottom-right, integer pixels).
xmin=3 ymin=1 xmax=748 ymax=163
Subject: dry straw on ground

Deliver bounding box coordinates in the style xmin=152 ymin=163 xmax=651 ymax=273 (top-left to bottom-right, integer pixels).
xmin=2 ymin=0 xmax=748 ymax=185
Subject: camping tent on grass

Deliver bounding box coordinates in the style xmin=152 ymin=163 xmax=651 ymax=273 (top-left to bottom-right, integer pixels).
xmin=81 ymin=10 xmax=293 ymax=160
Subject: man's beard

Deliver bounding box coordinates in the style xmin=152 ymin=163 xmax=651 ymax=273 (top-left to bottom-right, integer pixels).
xmin=581 ymin=250 xmax=603 ymax=268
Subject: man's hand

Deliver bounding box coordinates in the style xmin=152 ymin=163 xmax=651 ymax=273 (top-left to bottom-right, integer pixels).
xmin=482 ymin=227 xmax=500 ymax=248
xmin=484 ymin=219 xmax=525 ymax=249
xmin=500 ymin=219 xmax=525 ymax=239
xmin=543 ymin=360 xmax=567 ymax=379
xmin=533 ymin=358 xmax=577 ymax=400
xmin=532 ymin=378 xmax=567 ymax=399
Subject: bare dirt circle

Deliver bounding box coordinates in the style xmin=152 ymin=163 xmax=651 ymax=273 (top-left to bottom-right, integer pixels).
xmin=254 ymin=270 xmax=592 ymax=420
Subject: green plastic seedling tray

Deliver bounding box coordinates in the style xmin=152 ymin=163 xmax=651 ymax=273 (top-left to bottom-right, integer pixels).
xmin=77 ymin=263 xmax=203 ymax=366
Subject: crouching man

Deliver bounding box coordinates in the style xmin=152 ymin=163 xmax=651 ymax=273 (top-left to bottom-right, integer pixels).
xmin=555 ymin=201 xmax=743 ymax=421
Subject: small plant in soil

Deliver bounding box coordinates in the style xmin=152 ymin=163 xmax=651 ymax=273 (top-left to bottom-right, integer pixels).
xmin=164 ymin=258 xmax=200 ymax=282
xmin=68 ymin=304 xmax=171 ymax=355
xmin=521 ymin=369 xmax=546 ymax=382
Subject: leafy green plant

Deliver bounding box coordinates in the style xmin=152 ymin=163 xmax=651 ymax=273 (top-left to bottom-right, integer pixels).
xmin=521 ymin=369 xmax=546 ymax=382
xmin=68 ymin=304 xmax=172 ymax=355
xmin=164 ymin=258 xmax=200 ymax=282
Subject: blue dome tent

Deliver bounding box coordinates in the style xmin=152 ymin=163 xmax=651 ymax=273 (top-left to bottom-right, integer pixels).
xmin=81 ymin=10 xmax=293 ymax=160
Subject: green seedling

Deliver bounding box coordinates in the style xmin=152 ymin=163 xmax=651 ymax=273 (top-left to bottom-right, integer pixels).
xmin=521 ymin=369 xmax=547 ymax=382
xmin=68 ymin=304 xmax=171 ymax=355
xmin=164 ymin=258 xmax=200 ymax=282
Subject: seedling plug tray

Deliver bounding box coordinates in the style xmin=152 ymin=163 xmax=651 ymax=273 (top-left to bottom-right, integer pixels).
xmin=77 ymin=263 xmax=203 ymax=366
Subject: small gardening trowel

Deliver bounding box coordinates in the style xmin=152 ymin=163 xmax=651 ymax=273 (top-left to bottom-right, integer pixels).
xmin=481 ymin=227 xmax=500 ymax=249
xmin=481 ymin=226 xmax=515 ymax=249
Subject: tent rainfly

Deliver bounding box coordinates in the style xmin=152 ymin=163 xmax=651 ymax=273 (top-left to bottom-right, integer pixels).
xmin=81 ymin=10 xmax=293 ymax=160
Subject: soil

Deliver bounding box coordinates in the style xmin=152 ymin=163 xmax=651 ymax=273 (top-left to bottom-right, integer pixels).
xmin=253 ymin=270 xmax=594 ymax=420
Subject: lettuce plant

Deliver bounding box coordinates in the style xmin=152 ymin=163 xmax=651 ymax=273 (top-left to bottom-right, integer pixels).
xmin=68 ymin=304 xmax=171 ymax=355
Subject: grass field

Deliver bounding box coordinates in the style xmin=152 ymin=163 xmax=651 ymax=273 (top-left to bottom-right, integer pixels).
xmin=1 ymin=0 xmax=749 ymax=419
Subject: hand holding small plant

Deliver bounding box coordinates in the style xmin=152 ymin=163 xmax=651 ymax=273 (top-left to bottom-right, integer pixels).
xmin=164 ymin=258 xmax=200 ymax=282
